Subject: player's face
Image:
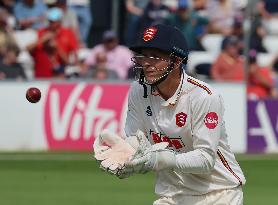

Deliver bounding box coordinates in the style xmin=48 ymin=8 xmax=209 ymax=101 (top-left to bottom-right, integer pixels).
xmin=135 ymin=48 xmax=170 ymax=84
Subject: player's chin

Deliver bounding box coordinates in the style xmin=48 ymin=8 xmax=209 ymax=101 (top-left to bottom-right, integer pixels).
xmin=145 ymin=76 xmax=157 ymax=84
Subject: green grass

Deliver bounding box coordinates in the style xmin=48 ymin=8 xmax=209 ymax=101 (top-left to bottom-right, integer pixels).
xmin=0 ymin=153 xmax=277 ymax=205
xmin=239 ymin=154 xmax=278 ymax=205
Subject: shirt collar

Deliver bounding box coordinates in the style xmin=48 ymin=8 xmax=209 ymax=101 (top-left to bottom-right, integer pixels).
xmin=161 ymin=70 xmax=187 ymax=107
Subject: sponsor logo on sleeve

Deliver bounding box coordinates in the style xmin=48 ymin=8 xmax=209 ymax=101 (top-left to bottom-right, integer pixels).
xmin=204 ymin=112 xmax=218 ymax=129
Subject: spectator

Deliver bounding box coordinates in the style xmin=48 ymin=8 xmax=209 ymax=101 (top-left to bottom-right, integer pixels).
xmin=206 ymin=0 xmax=238 ymax=34
xmin=0 ymin=0 xmax=16 ymax=28
xmin=0 ymin=44 xmax=26 ymax=80
xmin=26 ymin=7 xmax=79 ymax=78
xmin=92 ymin=67 xmax=109 ymax=80
xmin=0 ymin=8 xmax=17 ymax=59
xmin=166 ymin=0 xmax=209 ymax=51
xmin=210 ymin=36 xmax=244 ymax=81
xmin=68 ymin=0 xmax=92 ymax=45
xmin=247 ymin=50 xmax=276 ymax=99
xmin=14 ymin=0 xmax=47 ymax=30
xmin=93 ymin=52 xmax=118 ymax=78
xmin=0 ymin=0 xmax=15 ymax=14
xmin=249 ymin=0 xmax=268 ymax=53
xmin=85 ymin=30 xmax=133 ymax=79
xmin=82 ymin=52 xmax=118 ymax=79
xmin=43 ymin=0 xmax=56 ymax=7
xmin=231 ymin=15 xmax=244 ymax=54
xmin=256 ymin=0 xmax=271 ymax=19
xmin=55 ymin=0 xmax=81 ymax=46
xmin=192 ymin=0 xmax=208 ymax=15
xmin=76 ymin=55 xmax=88 ymax=77
xmin=125 ymin=0 xmax=149 ymax=46
xmin=139 ymin=0 xmax=170 ymax=32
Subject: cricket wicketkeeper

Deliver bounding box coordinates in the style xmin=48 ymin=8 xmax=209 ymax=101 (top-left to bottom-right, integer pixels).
xmin=94 ymin=24 xmax=246 ymax=205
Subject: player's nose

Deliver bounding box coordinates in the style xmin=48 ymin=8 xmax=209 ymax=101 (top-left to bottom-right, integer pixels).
xmin=143 ymin=59 xmax=150 ymax=64
xmin=142 ymin=60 xmax=151 ymax=67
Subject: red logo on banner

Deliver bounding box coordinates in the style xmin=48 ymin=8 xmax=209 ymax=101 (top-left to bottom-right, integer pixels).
xmin=143 ymin=27 xmax=157 ymax=41
xmin=204 ymin=112 xmax=218 ymax=129
xmin=176 ymin=112 xmax=187 ymax=127
xmin=44 ymin=84 xmax=129 ymax=150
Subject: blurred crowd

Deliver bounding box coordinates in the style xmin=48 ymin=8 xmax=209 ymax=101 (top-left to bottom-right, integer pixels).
xmin=0 ymin=0 xmax=278 ymax=99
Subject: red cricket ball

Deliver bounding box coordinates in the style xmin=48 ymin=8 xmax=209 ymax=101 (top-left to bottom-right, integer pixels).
xmin=26 ymin=87 xmax=41 ymax=103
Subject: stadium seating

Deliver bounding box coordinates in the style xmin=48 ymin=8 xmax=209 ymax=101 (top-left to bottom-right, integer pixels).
xmin=13 ymin=29 xmax=37 ymax=50
xmin=12 ymin=31 xmax=278 ymax=80
xmin=17 ymin=51 xmax=34 ymax=79
xmin=77 ymin=48 xmax=91 ymax=61
xmin=187 ymin=51 xmax=217 ymax=74
xmin=264 ymin=18 xmax=278 ymax=35
xmin=257 ymin=53 xmax=274 ymax=67
xmin=263 ymin=35 xmax=278 ymax=54
xmin=201 ymin=34 xmax=223 ymax=54
xmin=14 ymin=30 xmax=38 ymax=79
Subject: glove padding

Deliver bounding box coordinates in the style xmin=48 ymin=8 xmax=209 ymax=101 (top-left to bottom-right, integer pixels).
xmin=93 ymin=129 xmax=136 ymax=173
xmin=117 ymin=130 xmax=176 ymax=179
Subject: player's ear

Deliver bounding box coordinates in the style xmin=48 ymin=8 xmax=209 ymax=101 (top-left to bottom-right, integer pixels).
xmin=174 ymin=56 xmax=183 ymax=64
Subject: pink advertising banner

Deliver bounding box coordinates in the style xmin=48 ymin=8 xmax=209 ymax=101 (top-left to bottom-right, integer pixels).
xmin=43 ymin=83 xmax=130 ymax=151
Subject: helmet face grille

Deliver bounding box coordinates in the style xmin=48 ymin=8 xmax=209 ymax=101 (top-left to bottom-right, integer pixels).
xmin=131 ymin=52 xmax=187 ymax=86
xmin=131 ymin=54 xmax=170 ymax=85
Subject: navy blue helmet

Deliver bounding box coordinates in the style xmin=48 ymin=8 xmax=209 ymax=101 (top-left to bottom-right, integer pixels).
xmin=130 ymin=24 xmax=189 ymax=63
xmin=130 ymin=24 xmax=189 ymax=87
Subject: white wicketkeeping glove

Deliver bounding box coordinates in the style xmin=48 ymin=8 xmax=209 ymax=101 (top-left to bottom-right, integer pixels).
xmin=93 ymin=129 xmax=136 ymax=174
xmin=117 ymin=130 xmax=177 ymax=179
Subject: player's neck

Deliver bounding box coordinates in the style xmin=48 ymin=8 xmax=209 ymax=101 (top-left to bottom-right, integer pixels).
xmin=156 ymin=68 xmax=182 ymax=101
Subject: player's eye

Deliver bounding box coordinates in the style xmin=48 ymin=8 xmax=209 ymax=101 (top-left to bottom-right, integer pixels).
xmin=132 ymin=55 xmax=167 ymax=66
xmin=131 ymin=56 xmax=144 ymax=65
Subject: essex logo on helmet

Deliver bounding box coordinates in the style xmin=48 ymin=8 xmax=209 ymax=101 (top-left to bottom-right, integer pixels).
xmin=204 ymin=112 xmax=218 ymax=129
xmin=143 ymin=27 xmax=157 ymax=41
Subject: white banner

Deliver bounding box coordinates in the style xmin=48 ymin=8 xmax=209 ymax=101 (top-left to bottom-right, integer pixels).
xmin=0 ymin=81 xmax=246 ymax=153
xmin=211 ymin=82 xmax=246 ymax=153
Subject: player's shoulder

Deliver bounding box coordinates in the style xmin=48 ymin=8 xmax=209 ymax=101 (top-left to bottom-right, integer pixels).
xmin=185 ymin=75 xmax=220 ymax=101
xmin=185 ymin=75 xmax=214 ymax=95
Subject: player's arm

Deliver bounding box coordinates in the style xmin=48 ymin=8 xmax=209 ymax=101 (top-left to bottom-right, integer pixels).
xmin=93 ymin=83 xmax=145 ymax=172
xmin=124 ymin=82 xmax=146 ymax=143
xmin=174 ymin=93 xmax=223 ymax=174
xmin=118 ymin=93 xmax=223 ymax=177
